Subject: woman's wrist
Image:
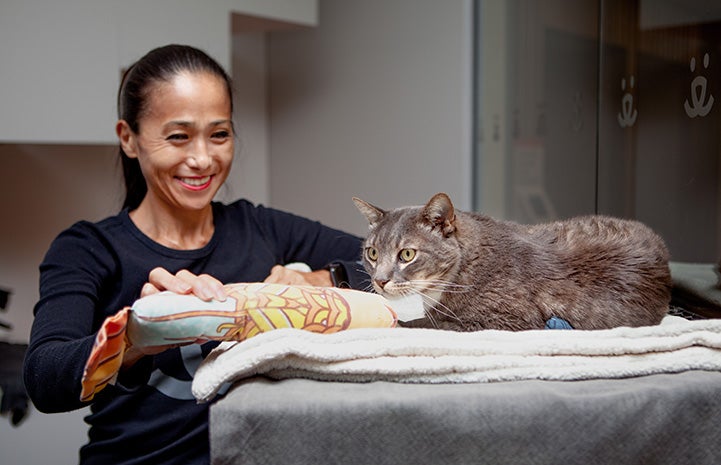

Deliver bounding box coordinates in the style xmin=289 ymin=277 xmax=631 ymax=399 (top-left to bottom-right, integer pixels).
xmin=306 ymin=269 xmax=333 ymax=287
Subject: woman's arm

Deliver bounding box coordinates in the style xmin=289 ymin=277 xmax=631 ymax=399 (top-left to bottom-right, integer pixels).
xmin=23 ymin=224 xmax=113 ymax=413
xmin=253 ymin=204 xmax=367 ymax=288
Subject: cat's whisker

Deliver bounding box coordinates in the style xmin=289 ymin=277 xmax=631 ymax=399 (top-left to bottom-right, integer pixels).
xmin=419 ymin=285 xmax=470 ymax=295
xmin=349 ymin=266 xmax=376 ymax=294
xmin=409 ymin=290 xmax=440 ymax=329
xmin=424 ymin=309 xmax=440 ymax=329
xmin=352 ymin=265 xmax=370 ymax=277
xmin=417 ymin=280 xmax=473 ymax=291
xmin=411 ymin=288 xmax=462 ymax=323
xmin=371 ymin=286 xmax=442 ymax=328
xmin=406 ymin=279 xmax=473 ymax=295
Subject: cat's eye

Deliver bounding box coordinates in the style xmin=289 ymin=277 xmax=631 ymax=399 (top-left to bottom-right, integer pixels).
xmin=399 ymin=248 xmax=416 ymax=263
xmin=366 ymin=247 xmax=379 ymax=262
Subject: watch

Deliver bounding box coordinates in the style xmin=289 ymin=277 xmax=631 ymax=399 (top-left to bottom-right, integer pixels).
xmin=326 ymin=262 xmax=349 ymax=288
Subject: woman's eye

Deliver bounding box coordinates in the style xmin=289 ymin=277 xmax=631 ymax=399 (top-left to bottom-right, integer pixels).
xmin=166 ymin=133 xmax=188 ymax=141
xmin=366 ymin=247 xmax=378 ymax=261
xmin=399 ymin=248 xmax=416 ymax=263
xmin=211 ymin=130 xmax=230 ymax=140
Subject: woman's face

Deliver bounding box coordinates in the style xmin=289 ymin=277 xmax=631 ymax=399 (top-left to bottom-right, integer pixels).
xmin=118 ymin=71 xmax=234 ymax=213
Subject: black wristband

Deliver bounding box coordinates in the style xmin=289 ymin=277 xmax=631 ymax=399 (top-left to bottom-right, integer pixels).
xmin=326 ymin=262 xmax=349 ymax=288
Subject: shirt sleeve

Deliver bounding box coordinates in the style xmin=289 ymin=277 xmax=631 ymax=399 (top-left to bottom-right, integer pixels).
xmin=251 ymin=204 xmax=368 ymax=289
xmin=23 ymin=223 xmax=123 ymax=413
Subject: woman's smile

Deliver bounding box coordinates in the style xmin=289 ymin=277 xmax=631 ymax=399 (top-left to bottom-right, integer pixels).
xmin=177 ymin=175 xmax=213 ymax=191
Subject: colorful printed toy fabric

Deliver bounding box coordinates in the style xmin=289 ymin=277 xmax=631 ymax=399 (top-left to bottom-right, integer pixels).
xmin=80 ymin=283 xmax=398 ymax=402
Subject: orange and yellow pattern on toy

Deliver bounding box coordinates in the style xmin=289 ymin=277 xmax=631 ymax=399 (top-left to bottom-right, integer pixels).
xmin=80 ymin=283 xmax=398 ymax=402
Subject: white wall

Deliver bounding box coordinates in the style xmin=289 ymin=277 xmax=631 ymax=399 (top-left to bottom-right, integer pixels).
xmin=0 ymin=145 xmax=122 ymax=342
xmin=0 ymin=145 xmax=119 ymax=464
xmin=267 ymin=0 xmax=473 ymax=235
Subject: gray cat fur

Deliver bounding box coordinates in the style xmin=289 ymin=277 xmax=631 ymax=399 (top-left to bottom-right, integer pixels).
xmin=353 ymin=193 xmax=672 ymax=331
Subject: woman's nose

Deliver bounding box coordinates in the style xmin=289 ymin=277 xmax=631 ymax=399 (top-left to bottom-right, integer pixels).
xmin=187 ymin=141 xmax=212 ymax=170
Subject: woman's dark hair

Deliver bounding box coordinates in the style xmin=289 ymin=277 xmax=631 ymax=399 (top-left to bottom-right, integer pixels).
xmin=117 ymin=44 xmax=234 ymax=210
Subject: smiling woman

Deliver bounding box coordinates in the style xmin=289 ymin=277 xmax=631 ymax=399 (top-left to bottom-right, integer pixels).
xmin=116 ymin=46 xmax=234 ymax=211
xmin=116 ymin=69 xmax=235 ymax=247
xmin=22 ymin=44 xmax=366 ymax=465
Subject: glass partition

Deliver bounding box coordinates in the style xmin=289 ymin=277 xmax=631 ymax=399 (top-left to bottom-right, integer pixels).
xmin=475 ymin=0 xmax=721 ymax=266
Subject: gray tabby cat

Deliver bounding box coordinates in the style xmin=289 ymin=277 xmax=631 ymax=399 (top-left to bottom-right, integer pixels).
xmin=353 ymin=193 xmax=672 ymax=331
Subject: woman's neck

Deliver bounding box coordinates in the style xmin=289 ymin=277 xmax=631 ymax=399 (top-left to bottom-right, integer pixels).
xmin=129 ymin=199 xmax=215 ymax=250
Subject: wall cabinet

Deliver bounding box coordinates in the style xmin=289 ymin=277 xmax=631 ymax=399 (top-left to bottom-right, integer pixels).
xmin=0 ymin=0 xmax=316 ymax=144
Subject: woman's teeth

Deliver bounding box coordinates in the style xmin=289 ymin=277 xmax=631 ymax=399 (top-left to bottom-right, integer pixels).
xmin=180 ymin=176 xmax=211 ymax=186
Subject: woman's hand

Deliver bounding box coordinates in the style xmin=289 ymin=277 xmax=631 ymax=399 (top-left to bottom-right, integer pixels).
xmin=263 ymin=265 xmax=332 ymax=287
xmin=122 ymin=265 xmax=331 ymax=369
xmin=122 ymin=267 xmax=223 ymax=368
xmin=140 ymin=267 xmax=227 ymax=301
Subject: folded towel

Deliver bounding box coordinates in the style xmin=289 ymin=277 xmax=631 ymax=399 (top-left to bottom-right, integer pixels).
xmin=192 ymin=315 xmax=721 ymax=402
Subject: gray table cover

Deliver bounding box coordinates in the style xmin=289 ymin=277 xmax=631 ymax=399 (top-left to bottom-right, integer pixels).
xmin=210 ymin=371 xmax=721 ymax=465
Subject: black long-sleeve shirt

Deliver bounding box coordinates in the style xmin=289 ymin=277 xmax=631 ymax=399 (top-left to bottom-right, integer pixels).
xmin=24 ymin=199 xmax=364 ymax=464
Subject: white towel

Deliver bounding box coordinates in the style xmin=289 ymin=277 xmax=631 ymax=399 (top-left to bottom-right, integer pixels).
xmin=192 ymin=315 xmax=721 ymax=402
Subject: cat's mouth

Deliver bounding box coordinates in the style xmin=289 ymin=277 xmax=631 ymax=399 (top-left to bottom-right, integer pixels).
xmin=374 ymin=281 xmax=403 ymax=298
xmin=376 ymin=280 xmax=444 ymax=310
xmin=377 ymin=281 xmax=433 ymax=300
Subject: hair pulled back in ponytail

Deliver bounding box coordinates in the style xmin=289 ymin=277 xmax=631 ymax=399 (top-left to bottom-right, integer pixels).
xmin=117 ymin=44 xmax=234 ymax=210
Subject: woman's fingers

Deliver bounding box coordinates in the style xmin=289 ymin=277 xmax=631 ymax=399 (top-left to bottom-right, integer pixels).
xmin=145 ymin=267 xmax=226 ymax=301
xmin=263 ymin=265 xmax=332 ymax=287
xmin=179 ymin=270 xmax=226 ymax=301
xmin=263 ymin=265 xmax=290 ymax=284
xmin=147 ymin=267 xmax=191 ymax=293
xmin=139 ymin=282 xmax=162 ymax=298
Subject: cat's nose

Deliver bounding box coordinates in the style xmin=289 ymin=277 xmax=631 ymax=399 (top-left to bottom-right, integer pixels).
xmin=374 ymin=279 xmax=389 ymax=290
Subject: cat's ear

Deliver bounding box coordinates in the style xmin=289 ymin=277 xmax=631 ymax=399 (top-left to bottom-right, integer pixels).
xmin=423 ymin=193 xmax=456 ymax=237
xmin=353 ymin=197 xmax=386 ymax=227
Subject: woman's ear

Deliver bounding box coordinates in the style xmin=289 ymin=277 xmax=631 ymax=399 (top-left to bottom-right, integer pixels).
xmin=116 ymin=120 xmax=138 ymax=159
